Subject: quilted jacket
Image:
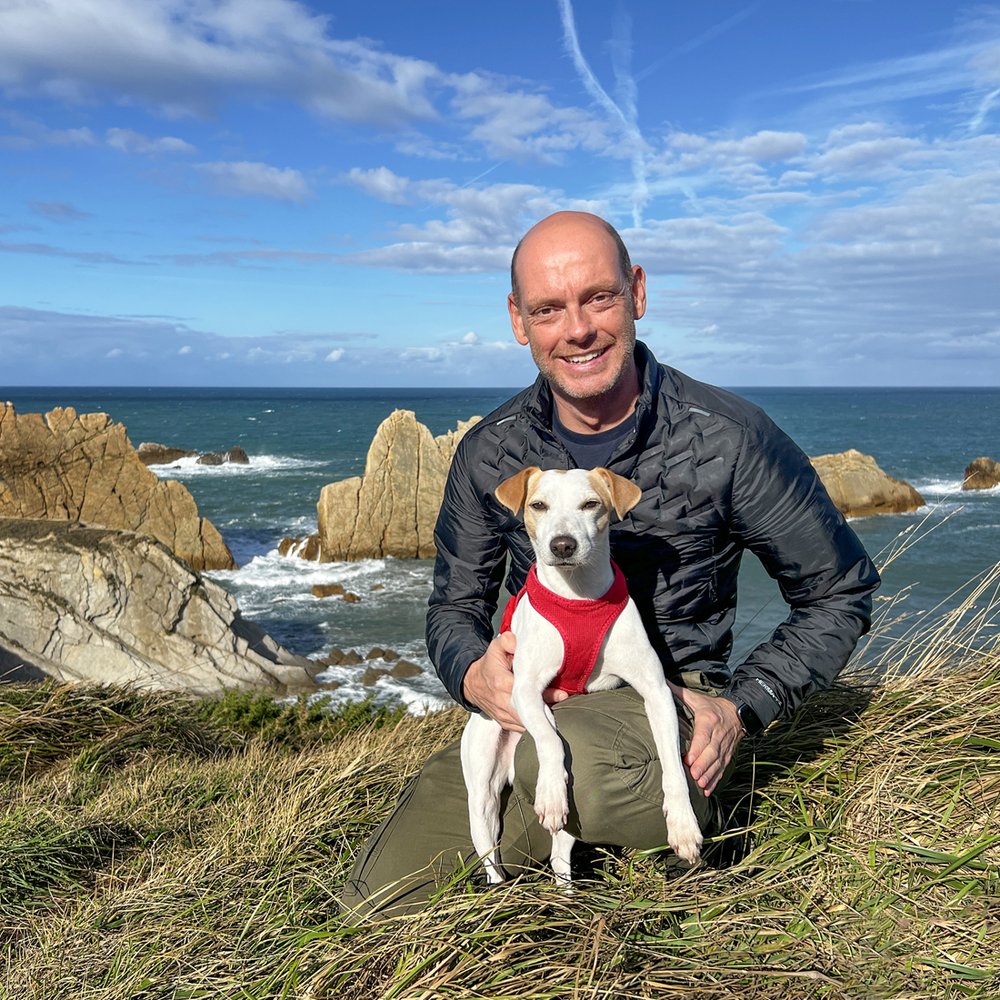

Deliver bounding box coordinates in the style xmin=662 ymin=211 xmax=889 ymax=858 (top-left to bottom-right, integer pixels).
xmin=426 ymin=342 xmax=880 ymax=729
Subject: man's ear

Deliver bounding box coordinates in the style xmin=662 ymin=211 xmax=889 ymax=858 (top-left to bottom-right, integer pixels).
xmin=593 ymin=468 xmax=642 ymax=519
xmin=496 ymin=466 xmax=540 ymax=514
xmin=508 ymin=293 xmax=530 ymax=346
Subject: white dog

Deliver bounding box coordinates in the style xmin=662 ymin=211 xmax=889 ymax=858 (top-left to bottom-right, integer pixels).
xmin=460 ymin=466 xmax=703 ymax=885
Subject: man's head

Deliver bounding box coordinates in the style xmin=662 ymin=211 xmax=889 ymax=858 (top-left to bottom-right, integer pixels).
xmin=507 ymin=212 xmax=646 ymax=430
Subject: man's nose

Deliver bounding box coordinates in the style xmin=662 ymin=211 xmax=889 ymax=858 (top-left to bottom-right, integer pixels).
xmin=563 ymin=303 xmax=596 ymax=341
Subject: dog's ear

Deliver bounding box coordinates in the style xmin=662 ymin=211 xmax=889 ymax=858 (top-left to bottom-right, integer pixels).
xmin=495 ymin=466 xmax=540 ymax=514
xmin=593 ymin=468 xmax=642 ymax=519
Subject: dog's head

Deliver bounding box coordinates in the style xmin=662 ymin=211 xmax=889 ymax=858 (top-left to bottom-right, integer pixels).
xmin=495 ymin=467 xmax=641 ymax=567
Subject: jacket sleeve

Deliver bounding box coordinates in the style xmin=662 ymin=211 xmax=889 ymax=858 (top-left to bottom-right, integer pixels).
xmin=724 ymin=416 xmax=881 ymax=728
xmin=425 ymin=437 xmax=508 ymax=709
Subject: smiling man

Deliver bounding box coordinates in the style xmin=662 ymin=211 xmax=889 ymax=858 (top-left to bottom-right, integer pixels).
xmin=341 ymin=211 xmax=879 ymax=916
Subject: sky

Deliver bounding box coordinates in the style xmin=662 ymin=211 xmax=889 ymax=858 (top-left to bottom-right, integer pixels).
xmin=1 ymin=0 xmax=998 ymax=388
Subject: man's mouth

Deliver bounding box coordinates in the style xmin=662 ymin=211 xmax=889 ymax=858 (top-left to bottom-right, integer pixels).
xmin=563 ymin=347 xmax=607 ymax=365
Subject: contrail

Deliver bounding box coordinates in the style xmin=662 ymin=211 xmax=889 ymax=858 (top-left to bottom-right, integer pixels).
xmin=557 ymin=0 xmax=649 ymax=227
xmin=968 ymin=86 xmax=1000 ymax=134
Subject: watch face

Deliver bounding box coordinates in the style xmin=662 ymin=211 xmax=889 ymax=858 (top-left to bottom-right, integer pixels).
xmin=737 ymin=701 xmax=765 ymax=737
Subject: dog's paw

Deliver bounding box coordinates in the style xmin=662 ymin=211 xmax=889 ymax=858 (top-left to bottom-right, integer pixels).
xmin=665 ymin=806 xmax=703 ymax=865
xmin=534 ymin=771 xmax=569 ymax=834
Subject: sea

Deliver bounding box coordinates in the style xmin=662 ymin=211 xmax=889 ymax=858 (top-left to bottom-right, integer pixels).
xmin=3 ymin=384 xmax=998 ymax=714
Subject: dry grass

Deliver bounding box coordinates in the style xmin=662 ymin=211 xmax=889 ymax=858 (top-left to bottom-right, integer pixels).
xmin=2 ymin=569 xmax=999 ymax=999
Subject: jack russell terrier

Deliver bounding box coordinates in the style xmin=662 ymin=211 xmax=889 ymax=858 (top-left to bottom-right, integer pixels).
xmin=460 ymin=466 xmax=703 ymax=885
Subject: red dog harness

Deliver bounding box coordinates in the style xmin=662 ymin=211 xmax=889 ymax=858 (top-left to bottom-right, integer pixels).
xmin=499 ymin=562 xmax=629 ymax=695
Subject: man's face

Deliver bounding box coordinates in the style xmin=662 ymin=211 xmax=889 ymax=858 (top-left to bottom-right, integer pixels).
xmin=508 ymin=218 xmax=646 ymax=404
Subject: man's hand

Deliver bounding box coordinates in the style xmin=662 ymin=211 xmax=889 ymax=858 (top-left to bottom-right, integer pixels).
xmin=668 ymin=683 xmax=743 ymax=796
xmin=462 ymin=632 xmax=569 ymax=732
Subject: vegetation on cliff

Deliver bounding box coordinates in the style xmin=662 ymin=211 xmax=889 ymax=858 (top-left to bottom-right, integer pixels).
xmin=2 ymin=568 xmax=998 ymax=999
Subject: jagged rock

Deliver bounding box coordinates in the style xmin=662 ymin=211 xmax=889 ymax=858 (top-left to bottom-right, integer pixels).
xmin=963 ymin=457 xmax=1000 ymax=491
xmin=382 ymin=649 xmax=400 ymax=662
xmin=311 ymin=582 xmax=346 ymax=599
xmin=198 ymin=446 xmax=249 ymax=466
xmin=278 ymin=534 xmax=321 ymax=561
xmin=316 ymin=409 xmax=480 ymax=561
xmin=137 ymin=442 xmax=197 ymax=465
xmin=810 ymin=450 xmax=924 ymax=518
xmin=140 ymin=442 xmax=250 ymax=467
xmin=0 ymin=404 xmax=235 ymax=571
xmin=366 ymin=647 xmax=387 ymax=660
xmin=390 ymin=659 xmax=423 ymax=679
xmin=361 ymin=666 xmax=388 ymax=686
xmin=339 ymin=650 xmax=363 ymax=666
xmin=342 ymin=592 xmax=361 ymax=604
xmin=0 ymin=519 xmax=317 ymax=694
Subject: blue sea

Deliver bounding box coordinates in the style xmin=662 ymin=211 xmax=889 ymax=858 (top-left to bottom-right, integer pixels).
xmin=3 ymin=384 xmax=998 ymax=712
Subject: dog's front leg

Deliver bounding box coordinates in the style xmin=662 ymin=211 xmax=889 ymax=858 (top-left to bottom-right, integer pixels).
xmin=511 ymin=672 xmax=569 ymax=836
xmin=461 ymin=714 xmax=519 ymax=884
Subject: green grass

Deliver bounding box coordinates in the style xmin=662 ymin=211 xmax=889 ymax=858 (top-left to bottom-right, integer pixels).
xmin=2 ymin=578 xmax=998 ymax=998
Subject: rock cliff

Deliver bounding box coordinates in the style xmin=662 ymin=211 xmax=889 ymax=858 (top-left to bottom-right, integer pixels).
xmin=316 ymin=409 xmax=479 ymax=560
xmin=963 ymin=457 xmax=1000 ymax=491
xmin=810 ymin=449 xmax=924 ymax=518
xmin=0 ymin=518 xmax=317 ymax=694
xmin=0 ymin=404 xmax=234 ymax=571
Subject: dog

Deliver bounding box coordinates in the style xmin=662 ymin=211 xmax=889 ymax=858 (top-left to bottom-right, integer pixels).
xmin=460 ymin=466 xmax=703 ymax=886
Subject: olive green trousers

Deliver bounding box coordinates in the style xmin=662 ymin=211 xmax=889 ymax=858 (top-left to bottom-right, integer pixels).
xmin=341 ymin=677 xmax=727 ymax=917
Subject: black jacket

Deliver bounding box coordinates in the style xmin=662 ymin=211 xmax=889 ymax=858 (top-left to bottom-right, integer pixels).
xmin=426 ymin=342 xmax=879 ymax=729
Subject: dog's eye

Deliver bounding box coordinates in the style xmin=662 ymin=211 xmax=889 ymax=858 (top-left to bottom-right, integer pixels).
xmin=528 ymin=500 xmax=548 ymax=512
xmin=580 ymin=499 xmax=602 ymax=511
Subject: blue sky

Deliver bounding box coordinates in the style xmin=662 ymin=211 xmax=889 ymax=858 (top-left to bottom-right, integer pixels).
xmin=1 ymin=0 xmax=998 ymax=387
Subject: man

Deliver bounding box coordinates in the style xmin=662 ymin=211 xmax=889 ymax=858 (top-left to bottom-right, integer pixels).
xmin=342 ymin=212 xmax=879 ymax=915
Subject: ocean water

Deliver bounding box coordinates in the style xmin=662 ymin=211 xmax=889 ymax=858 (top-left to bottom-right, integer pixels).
xmin=3 ymin=384 xmax=998 ymax=713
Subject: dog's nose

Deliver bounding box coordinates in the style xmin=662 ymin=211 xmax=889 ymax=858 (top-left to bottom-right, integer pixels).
xmin=549 ymin=535 xmax=577 ymax=559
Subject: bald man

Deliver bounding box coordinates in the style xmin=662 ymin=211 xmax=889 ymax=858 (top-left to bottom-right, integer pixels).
xmin=342 ymin=212 xmax=878 ymax=916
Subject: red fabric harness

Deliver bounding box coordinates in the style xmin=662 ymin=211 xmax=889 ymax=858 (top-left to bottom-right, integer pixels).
xmin=499 ymin=562 xmax=629 ymax=695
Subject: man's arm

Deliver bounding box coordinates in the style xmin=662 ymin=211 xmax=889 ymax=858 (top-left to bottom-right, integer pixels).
xmin=425 ymin=439 xmax=509 ymax=710
xmin=724 ymin=415 xmax=881 ymax=729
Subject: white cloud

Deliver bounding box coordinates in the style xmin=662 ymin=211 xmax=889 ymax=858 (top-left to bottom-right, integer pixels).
xmin=325 ymin=348 xmax=344 ymax=362
xmin=178 ymin=345 xmax=192 ymax=355
xmin=197 ymin=161 xmax=311 ymax=201
xmin=106 ymin=127 xmax=195 ymax=155
xmin=461 ymin=332 xmax=479 ymax=344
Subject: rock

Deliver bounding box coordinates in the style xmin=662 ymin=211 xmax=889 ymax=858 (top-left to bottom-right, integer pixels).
xmin=0 ymin=518 xmax=317 ymax=694
xmin=343 ymin=592 xmax=361 ymax=603
xmin=316 ymin=409 xmax=480 ymax=560
xmin=321 ymin=647 xmax=346 ymax=665
xmin=810 ymin=450 xmax=924 ymax=518
xmin=278 ymin=535 xmax=321 ymax=561
xmin=311 ymin=582 xmax=345 ymax=598
xmin=339 ymin=650 xmax=363 ymax=666
xmin=137 ymin=442 xmax=197 ymax=465
xmin=361 ymin=666 xmax=388 ymax=686
xmin=197 ymin=446 xmax=249 ymax=466
xmin=382 ymin=649 xmax=400 ymax=662
xmin=390 ymin=659 xmax=423 ymax=679
xmin=366 ymin=647 xmax=387 ymax=660
xmin=963 ymin=457 xmax=1000 ymax=491
xmin=370 ymin=583 xmax=385 ymax=592
xmin=0 ymin=404 xmax=235 ymax=571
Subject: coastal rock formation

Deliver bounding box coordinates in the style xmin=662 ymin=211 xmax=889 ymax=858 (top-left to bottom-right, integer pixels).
xmin=137 ymin=442 xmax=197 ymax=465
xmin=0 ymin=518 xmax=317 ymax=694
xmin=198 ymin=446 xmax=249 ymax=466
xmin=810 ymin=450 xmax=924 ymax=518
xmin=316 ymin=409 xmax=479 ymax=560
xmin=963 ymin=457 xmax=1000 ymax=491
xmin=138 ymin=442 xmax=250 ymax=467
xmin=0 ymin=404 xmax=234 ymax=571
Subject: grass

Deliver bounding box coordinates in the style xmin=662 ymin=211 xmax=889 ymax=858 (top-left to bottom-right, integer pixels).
xmin=2 ymin=572 xmax=999 ymax=999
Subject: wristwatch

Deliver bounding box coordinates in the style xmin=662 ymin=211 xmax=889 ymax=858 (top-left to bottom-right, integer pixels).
xmin=726 ymin=695 xmax=766 ymax=738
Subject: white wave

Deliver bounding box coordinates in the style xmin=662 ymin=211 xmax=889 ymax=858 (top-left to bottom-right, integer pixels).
xmin=149 ymin=454 xmax=321 ymax=477
xmin=914 ymin=478 xmax=971 ymax=497
xmin=310 ymin=662 xmax=450 ymax=716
